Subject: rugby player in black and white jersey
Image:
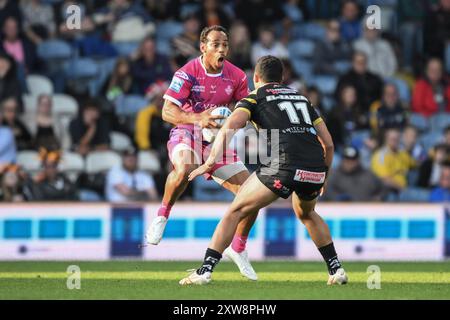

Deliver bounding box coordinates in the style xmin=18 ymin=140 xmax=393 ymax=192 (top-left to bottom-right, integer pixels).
xmin=180 ymin=55 xmax=348 ymax=286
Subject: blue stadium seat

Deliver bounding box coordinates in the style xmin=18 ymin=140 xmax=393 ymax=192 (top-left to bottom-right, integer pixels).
xmin=309 ymin=75 xmax=337 ymax=95
xmin=419 ymin=131 xmax=442 ymax=148
xmin=288 ymin=39 xmax=315 ymax=59
xmin=113 ymin=42 xmax=140 ymax=57
xmin=386 ymin=77 xmax=410 ymax=103
xmin=114 ymin=94 xmax=149 ymax=116
xmin=409 ymin=113 xmax=430 ymax=132
xmin=398 ymin=187 xmax=431 ymax=202
xmin=64 ymin=58 xmax=99 ymax=79
xmin=38 ymin=40 xmax=73 ymax=60
xmin=298 ymin=22 xmax=326 ymax=41
xmin=156 ymin=20 xmax=184 ymax=41
xmin=429 ymin=112 xmax=450 ymax=133
xmin=333 ymin=60 xmax=351 ymax=74
xmin=291 ymin=59 xmax=313 ymax=79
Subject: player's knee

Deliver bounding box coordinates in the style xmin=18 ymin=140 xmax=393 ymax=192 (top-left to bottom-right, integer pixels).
xmin=174 ymin=165 xmax=195 ymax=182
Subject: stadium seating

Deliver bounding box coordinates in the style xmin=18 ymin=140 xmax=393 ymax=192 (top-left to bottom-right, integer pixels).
xmin=288 ymin=39 xmax=315 ymax=59
xmin=291 ymin=59 xmax=313 ymax=79
xmin=52 ymin=94 xmax=79 ymax=117
xmin=429 ymin=112 xmax=450 ymax=133
xmin=138 ymin=150 xmax=161 ymax=173
xmin=58 ymin=151 xmax=85 ymax=182
xmin=398 ymin=187 xmax=431 ymax=202
xmin=309 ymin=75 xmax=338 ymax=95
xmin=37 ymin=39 xmax=73 ymax=61
xmin=419 ymin=131 xmax=442 ymax=148
xmin=298 ymin=22 xmax=326 ymax=41
xmin=113 ymin=42 xmax=140 ymax=57
xmin=386 ymin=77 xmax=410 ymax=103
xmin=409 ymin=113 xmax=430 ymax=133
xmin=114 ymin=94 xmax=149 ymax=116
xmin=333 ymin=60 xmax=352 ymax=74
xmin=110 ymin=132 xmax=133 ymax=152
xmin=26 ymin=75 xmax=54 ymax=96
xmin=16 ymin=150 xmax=41 ymax=173
xmin=64 ymin=58 xmax=100 ymax=96
xmin=85 ymin=151 xmax=122 ymax=174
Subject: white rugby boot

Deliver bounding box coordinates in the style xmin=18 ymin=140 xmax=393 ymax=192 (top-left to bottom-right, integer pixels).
xmin=145 ymin=216 xmax=168 ymax=245
xmin=327 ymin=268 xmax=348 ymax=285
xmin=179 ymin=270 xmax=212 ymax=286
xmin=223 ymin=247 xmax=258 ymax=281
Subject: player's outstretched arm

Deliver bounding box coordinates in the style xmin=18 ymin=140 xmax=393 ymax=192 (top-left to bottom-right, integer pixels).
xmin=162 ymin=100 xmax=224 ymax=128
xmin=188 ymin=109 xmax=249 ymax=181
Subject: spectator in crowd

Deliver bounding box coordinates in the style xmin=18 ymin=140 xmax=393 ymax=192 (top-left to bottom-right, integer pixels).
xmin=429 ymin=161 xmax=450 ymax=202
xmin=371 ymin=128 xmax=416 ymax=193
xmin=326 ymin=85 xmax=367 ymax=151
xmin=323 ymin=146 xmax=385 ymax=201
xmin=313 ymin=19 xmax=352 ymax=76
xmin=69 ymin=99 xmax=111 ymax=156
xmin=282 ymin=58 xmax=304 ymax=92
xmin=417 ymin=143 xmax=450 ymax=188
xmin=33 ymin=94 xmax=60 ymax=151
xmin=0 ymin=108 xmax=16 ymax=165
xmin=1 ymin=16 xmax=38 ymax=75
xmin=353 ymin=20 xmax=398 ymax=78
xmin=251 ymin=24 xmax=289 ymax=66
xmin=402 ymin=125 xmax=427 ymax=164
xmin=228 ymin=21 xmax=252 ymax=72
xmin=131 ymin=37 xmax=173 ymax=95
xmin=93 ymin=0 xmax=154 ymax=43
xmin=0 ymin=97 xmax=32 ymax=150
xmin=338 ymin=0 xmax=361 ymax=43
xmin=370 ymin=83 xmax=407 ymax=136
xmin=423 ymin=0 xmax=450 ymax=61
xmin=335 ymin=51 xmax=383 ymax=114
xmin=196 ymin=0 xmax=231 ymax=30
xmin=0 ymin=0 xmax=22 ymax=26
xmin=135 ymin=81 xmax=171 ymax=153
xmin=32 ymin=149 xmax=78 ymax=201
xmin=234 ymin=0 xmax=285 ymax=39
xmin=303 ymin=85 xmax=324 ymax=115
xmin=0 ymin=164 xmax=31 ymax=202
xmin=0 ymin=52 xmax=21 ymax=106
xmin=171 ymin=13 xmax=200 ymax=69
xmin=105 ymin=148 xmax=158 ymax=202
xmin=20 ymin=0 xmax=56 ymax=45
xmin=103 ymin=57 xmax=134 ymax=101
xmin=411 ymin=57 xmax=450 ymax=117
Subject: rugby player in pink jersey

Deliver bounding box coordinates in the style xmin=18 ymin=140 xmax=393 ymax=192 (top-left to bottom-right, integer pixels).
xmin=145 ymin=25 xmax=258 ymax=280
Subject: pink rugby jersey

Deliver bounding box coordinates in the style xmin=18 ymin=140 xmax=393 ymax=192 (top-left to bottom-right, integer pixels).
xmin=163 ymin=56 xmax=249 ymax=131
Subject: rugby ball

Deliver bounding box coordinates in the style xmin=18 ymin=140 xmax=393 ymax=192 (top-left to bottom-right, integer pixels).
xmin=202 ymin=107 xmax=232 ymax=143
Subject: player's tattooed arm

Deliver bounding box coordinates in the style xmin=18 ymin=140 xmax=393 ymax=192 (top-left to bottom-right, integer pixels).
xmin=188 ymin=110 xmax=249 ymax=181
xmin=162 ymin=100 xmax=224 ymax=128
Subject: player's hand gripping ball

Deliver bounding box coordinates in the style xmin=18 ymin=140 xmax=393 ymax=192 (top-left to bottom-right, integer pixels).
xmin=202 ymin=107 xmax=232 ymax=143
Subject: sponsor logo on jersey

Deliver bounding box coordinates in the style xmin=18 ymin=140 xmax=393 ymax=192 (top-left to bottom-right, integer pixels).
xmin=294 ymin=170 xmax=326 ymax=184
xmin=266 ymin=88 xmax=298 ymax=94
xmin=174 ymin=70 xmax=190 ymax=80
xmin=169 ymin=76 xmax=184 ymax=93
xmin=225 ymin=85 xmax=233 ymax=95
xmin=192 ymin=85 xmax=205 ymax=92
xmin=273 ymin=179 xmax=290 ymax=194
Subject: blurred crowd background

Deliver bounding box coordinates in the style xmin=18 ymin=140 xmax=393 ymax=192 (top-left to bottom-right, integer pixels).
xmin=0 ymin=0 xmax=449 ymax=203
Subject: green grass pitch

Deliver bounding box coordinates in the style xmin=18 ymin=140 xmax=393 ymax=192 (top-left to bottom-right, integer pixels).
xmin=1 ymin=261 xmax=449 ymax=299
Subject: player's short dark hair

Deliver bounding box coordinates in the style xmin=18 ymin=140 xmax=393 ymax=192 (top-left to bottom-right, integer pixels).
xmin=200 ymin=25 xmax=229 ymax=43
xmin=255 ymin=55 xmax=284 ymax=83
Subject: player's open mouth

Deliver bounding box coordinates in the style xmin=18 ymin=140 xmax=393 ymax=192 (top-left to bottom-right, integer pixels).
xmin=218 ymin=57 xmax=224 ymax=63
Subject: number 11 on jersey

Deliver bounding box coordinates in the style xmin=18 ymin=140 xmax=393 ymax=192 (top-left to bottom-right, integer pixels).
xmin=277 ymin=101 xmax=312 ymax=125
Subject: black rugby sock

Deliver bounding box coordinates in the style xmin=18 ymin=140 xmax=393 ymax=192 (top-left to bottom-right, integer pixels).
xmin=318 ymin=242 xmax=342 ymax=275
xmin=196 ymin=248 xmax=222 ymax=275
